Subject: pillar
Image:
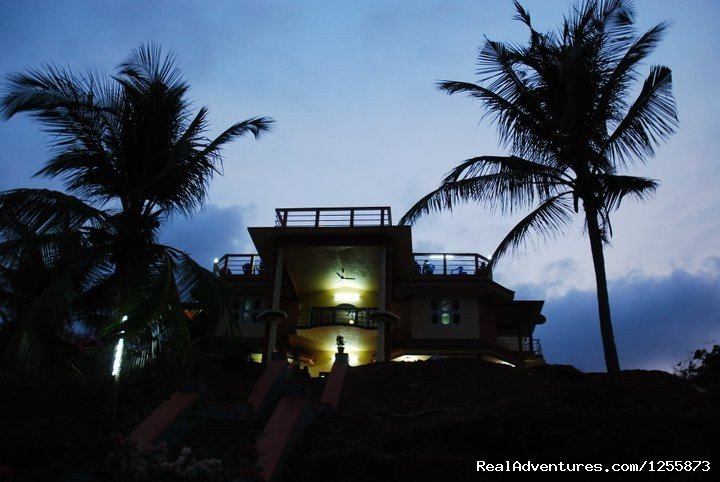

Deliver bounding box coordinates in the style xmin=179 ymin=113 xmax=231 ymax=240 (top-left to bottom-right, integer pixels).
xmin=378 ymin=247 xmax=387 ymax=311
xmin=370 ymin=311 xmax=399 ymax=363
xmin=258 ymin=310 xmax=288 ymax=364
xmin=271 ymin=247 xmax=285 ymax=311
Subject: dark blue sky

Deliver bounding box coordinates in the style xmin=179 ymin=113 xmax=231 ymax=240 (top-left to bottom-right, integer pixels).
xmin=1 ymin=1 xmax=718 ymax=372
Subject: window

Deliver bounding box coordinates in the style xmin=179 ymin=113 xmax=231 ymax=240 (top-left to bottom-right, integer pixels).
xmin=430 ymin=299 xmax=460 ymax=325
xmin=236 ymin=299 xmax=262 ymax=323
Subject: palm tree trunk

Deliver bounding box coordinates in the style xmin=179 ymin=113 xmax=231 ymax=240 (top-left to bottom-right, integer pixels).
xmin=584 ymin=206 xmax=621 ymax=375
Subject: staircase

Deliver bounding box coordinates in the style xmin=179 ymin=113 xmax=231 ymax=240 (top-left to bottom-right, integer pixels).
xmin=184 ymin=416 xmax=265 ymax=480
xmin=129 ymin=353 xmax=350 ymax=481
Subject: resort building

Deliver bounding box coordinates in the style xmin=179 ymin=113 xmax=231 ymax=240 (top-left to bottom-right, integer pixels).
xmin=213 ymin=206 xmax=545 ymax=376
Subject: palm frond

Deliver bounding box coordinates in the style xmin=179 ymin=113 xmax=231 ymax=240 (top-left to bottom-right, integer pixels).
xmin=401 ymin=155 xmax=567 ymax=225
xmin=101 ymin=248 xmax=190 ymax=371
xmin=172 ymin=248 xmax=235 ymax=337
xmin=597 ymin=22 xmax=669 ymax=132
xmin=604 ymin=65 xmax=677 ymax=166
xmin=437 ymin=79 xmax=552 ymax=159
xmin=599 ymin=173 xmax=658 ymax=212
xmin=489 ymin=193 xmax=575 ymax=268
xmin=0 ymin=189 xmax=105 ymax=238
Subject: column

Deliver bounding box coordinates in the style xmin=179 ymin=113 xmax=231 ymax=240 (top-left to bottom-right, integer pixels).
xmin=271 ymin=247 xmax=285 ymax=311
xmin=378 ymin=247 xmax=387 ymax=311
xmin=258 ymin=310 xmax=288 ymax=364
xmin=370 ymin=311 xmax=399 ymax=363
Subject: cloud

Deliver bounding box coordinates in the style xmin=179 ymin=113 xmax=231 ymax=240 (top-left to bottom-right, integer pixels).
xmin=528 ymin=258 xmax=720 ymax=373
xmin=159 ymin=204 xmax=255 ymax=270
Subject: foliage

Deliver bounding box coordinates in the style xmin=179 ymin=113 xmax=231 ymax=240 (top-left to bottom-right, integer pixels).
xmin=106 ymin=437 xmax=224 ymax=481
xmin=0 ymin=43 xmax=272 ymax=377
xmin=676 ymin=345 xmax=720 ymax=395
xmin=400 ymin=0 xmax=676 ymax=374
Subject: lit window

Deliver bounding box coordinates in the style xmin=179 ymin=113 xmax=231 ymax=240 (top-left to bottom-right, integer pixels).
xmin=430 ymin=299 xmax=460 ymax=325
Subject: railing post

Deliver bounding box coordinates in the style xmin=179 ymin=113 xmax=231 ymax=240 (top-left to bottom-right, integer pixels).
xmin=314 ymin=209 xmax=320 ymax=227
xmin=442 ymin=255 xmax=447 ymax=275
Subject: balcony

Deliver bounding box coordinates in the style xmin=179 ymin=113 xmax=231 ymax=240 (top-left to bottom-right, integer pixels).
xmin=214 ymin=254 xmax=265 ymax=277
xmin=413 ymin=253 xmax=491 ymax=278
xmin=497 ymin=336 xmax=543 ymax=356
xmin=293 ymin=306 xmax=378 ymax=329
xmin=275 ymin=206 xmax=392 ymax=228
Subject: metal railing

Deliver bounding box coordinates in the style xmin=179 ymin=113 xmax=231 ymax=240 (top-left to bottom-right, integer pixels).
xmin=497 ymin=336 xmax=542 ymax=355
xmin=275 ymin=207 xmax=392 ymax=228
xmin=293 ymin=306 xmax=378 ymax=329
xmin=413 ymin=253 xmax=491 ymax=277
xmin=524 ymin=338 xmax=543 ymax=356
xmin=214 ymin=254 xmax=266 ymax=277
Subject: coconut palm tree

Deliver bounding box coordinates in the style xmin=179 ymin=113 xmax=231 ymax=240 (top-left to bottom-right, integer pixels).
xmin=0 ymin=191 xmax=102 ymax=380
xmin=0 ymin=44 xmax=272 ymax=375
xmin=400 ymin=0 xmax=677 ymax=374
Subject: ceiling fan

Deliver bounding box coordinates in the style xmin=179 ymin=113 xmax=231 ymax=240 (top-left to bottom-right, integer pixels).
xmin=336 ymin=268 xmax=356 ymax=280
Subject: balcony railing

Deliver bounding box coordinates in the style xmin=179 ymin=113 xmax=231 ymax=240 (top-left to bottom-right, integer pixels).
xmin=524 ymin=338 xmax=543 ymax=356
xmin=293 ymin=306 xmax=378 ymax=329
xmin=214 ymin=254 xmax=265 ymax=277
xmin=275 ymin=207 xmax=392 ymax=228
xmin=497 ymin=336 xmax=543 ymax=356
xmin=413 ymin=253 xmax=492 ymax=278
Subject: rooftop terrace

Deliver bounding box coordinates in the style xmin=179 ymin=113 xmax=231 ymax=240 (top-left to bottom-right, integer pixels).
xmin=274 ymin=206 xmax=392 ymax=228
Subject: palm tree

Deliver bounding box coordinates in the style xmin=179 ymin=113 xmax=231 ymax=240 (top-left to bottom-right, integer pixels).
xmin=0 ymin=44 xmax=272 ymax=375
xmin=400 ymin=0 xmax=677 ymax=374
xmin=0 ymin=192 xmax=101 ymax=381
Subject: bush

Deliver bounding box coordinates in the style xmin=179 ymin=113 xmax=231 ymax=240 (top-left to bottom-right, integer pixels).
xmin=676 ymin=344 xmax=720 ymax=395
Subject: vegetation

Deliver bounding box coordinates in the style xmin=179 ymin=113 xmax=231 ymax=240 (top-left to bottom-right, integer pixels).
xmin=0 ymin=43 xmax=272 ymax=380
xmin=676 ymin=345 xmax=720 ymax=396
xmin=400 ymin=0 xmax=677 ymax=374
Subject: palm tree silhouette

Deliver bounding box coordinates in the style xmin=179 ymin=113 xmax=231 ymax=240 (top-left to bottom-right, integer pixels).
xmin=0 ymin=44 xmax=272 ymax=374
xmin=0 ymin=196 xmax=97 ymax=379
xmin=400 ymin=0 xmax=677 ymax=374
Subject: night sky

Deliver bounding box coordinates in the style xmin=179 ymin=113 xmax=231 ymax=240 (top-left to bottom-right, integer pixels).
xmin=1 ymin=0 xmax=718 ymax=372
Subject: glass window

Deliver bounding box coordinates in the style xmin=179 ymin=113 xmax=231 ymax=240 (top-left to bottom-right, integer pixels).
xmin=430 ymin=299 xmax=460 ymax=325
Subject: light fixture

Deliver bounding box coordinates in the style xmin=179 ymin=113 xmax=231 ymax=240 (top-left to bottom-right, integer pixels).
xmin=111 ymin=338 xmax=124 ymax=377
xmin=213 ymin=258 xmax=219 ymax=264
xmin=429 ymin=254 xmax=455 ymax=260
xmin=112 ymin=315 xmax=128 ymax=378
xmin=334 ymin=292 xmax=360 ymax=303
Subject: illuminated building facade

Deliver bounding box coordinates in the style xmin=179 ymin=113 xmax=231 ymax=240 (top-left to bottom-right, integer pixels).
xmin=214 ymin=206 xmax=545 ymax=376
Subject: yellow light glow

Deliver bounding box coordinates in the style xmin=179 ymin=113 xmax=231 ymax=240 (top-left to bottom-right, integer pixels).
xmin=349 ymin=354 xmax=359 ymax=365
xmin=249 ymin=353 xmax=263 ymax=363
xmin=392 ymin=355 xmax=431 ymax=362
xmin=334 ymin=292 xmax=360 ymax=303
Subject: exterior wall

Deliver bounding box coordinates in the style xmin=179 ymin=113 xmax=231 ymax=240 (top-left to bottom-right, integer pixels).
xmin=388 ymin=301 xmax=412 ymax=342
xmin=478 ymin=302 xmax=497 ymax=343
xmin=496 ymin=330 xmax=523 ymax=352
xmin=410 ymin=295 xmax=480 ymax=339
